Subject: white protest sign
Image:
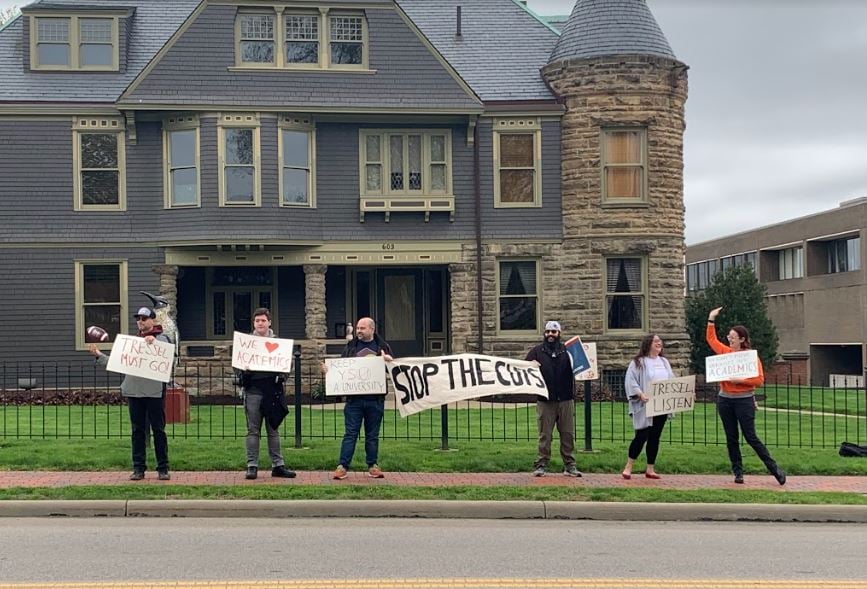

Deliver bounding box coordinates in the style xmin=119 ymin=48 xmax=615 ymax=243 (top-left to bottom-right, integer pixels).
xmin=232 ymin=332 xmax=295 ymax=372
xmin=646 ymin=375 xmax=696 ymax=418
xmin=575 ymin=342 xmax=598 ymax=381
xmin=705 ymin=350 xmax=759 ymax=383
xmin=106 ymin=334 xmax=175 ymax=383
xmin=386 ymin=353 xmax=549 ymax=417
xmin=325 ymin=356 xmax=387 ymax=396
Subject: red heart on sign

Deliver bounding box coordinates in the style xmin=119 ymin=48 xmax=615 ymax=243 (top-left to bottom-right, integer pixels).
xmin=265 ymin=342 xmax=279 ymax=353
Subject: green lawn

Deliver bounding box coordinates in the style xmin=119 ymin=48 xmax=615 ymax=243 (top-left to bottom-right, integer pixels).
xmin=761 ymin=384 xmax=866 ymax=415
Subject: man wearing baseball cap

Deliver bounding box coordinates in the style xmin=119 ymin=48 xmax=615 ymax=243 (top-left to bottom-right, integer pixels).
xmin=525 ymin=320 xmax=581 ymax=477
xmin=89 ymin=305 xmax=172 ymax=481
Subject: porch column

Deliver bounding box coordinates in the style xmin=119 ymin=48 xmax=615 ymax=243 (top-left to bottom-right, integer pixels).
xmin=303 ymin=264 xmax=327 ymax=339
xmin=153 ymin=264 xmax=179 ymax=319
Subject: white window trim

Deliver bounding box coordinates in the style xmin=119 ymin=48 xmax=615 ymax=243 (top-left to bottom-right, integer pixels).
xmin=601 ymin=127 xmax=648 ymax=205
xmin=359 ymin=129 xmax=453 ymax=198
xmin=74 ymin=259 xmax=128 ymax=351
xmin=72 ymin=117 xmax=126 ymax=212
xmin=233 ymin=7 xmax=368 ymax=71
xmin=163 ymin=115 xmax=201 ymax=209
xmin=603 ymin=256 xmax=647 ymax=333
xmin=493 ymin=118 xmax=542 ymax=208
xmin=496 ymin=258 xmax=541 ymax=335
xmin=30 ymin=14 xmax=120 ymax=71
xmin=278 ymin=114 xmax=316 ymax=208
xmin=218 ymin=113 xmax=262 ymax=207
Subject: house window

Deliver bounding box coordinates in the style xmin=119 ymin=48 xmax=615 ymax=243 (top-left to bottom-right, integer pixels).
xmin=238 ymin=13 xmax=275 ymax=64
xmin=75 ymin=261 xmax=127 ymax=350
xmin=605 ymin=257 xmax=645 ymax=331
xmin=32 ymin=15 xmax=118 ymax=70
xmin=828 ymin=237 xmax=861 ymax=273
xmin=360 ymin=130 xmax=452 ymax=197
xmin=279 ymin=116 xmax=315 ymax=207
xmin=329 ymin=15 xmax=364 ymax=65
xmin=601 ymin=128 xmax=647 ymax=203
xmin=779 ymin=247 xmax=803 ymax=280
xmin=498 ymin=260 xmax=539 ymax=332
xmin=493 ymin=118 xmax=541 ymax=207
xmin=73 ymin=118 xmax=126 ymax=211
xmin=218 ymin=114 xmax=261 ymax=206
xmin=285 ymin=14 xmax=319 ymax=64
xmin=163 ymin=116 xmax=199 ymax=208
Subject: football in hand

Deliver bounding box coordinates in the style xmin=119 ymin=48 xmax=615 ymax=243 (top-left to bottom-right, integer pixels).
xmin=85 ymin=325 xmax=109 ymax=343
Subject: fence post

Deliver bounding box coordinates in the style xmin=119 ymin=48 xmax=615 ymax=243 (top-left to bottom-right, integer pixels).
xmin=583 ymin=380 xmax=592 ymax=451
xmin=293 ymin=347 xmax=302 ymax=449
xmin=863 ymin=367 xmax=867 ymax=444
xmin=440 ymin=404 xmax=449 ymax=451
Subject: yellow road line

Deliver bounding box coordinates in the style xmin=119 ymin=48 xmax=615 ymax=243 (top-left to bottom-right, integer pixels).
xmin=1 ymin=579 xmax=866 ymax=589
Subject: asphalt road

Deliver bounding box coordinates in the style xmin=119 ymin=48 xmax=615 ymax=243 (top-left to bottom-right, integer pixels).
xmin=0 ymin=518 xmax=865 ymax=587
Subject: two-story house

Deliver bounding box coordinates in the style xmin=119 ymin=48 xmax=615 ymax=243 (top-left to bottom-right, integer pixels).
xmin=0 ymin=0 xmax=689 ymax=375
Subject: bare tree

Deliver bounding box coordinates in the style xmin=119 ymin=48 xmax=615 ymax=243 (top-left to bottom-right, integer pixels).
xmin=0 ymin=6 xmax=20 ymax=27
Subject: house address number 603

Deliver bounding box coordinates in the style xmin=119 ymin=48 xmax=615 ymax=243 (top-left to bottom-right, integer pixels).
xmin=381 ymin=243 xmax=395 ymax=250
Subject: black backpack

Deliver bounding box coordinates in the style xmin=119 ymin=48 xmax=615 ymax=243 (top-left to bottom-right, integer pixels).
xmin=838 ymin=441 xmax=867 ymax=457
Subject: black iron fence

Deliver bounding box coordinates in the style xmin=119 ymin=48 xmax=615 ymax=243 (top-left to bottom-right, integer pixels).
xmin=1 ymin=359 xmax=865 ymax=449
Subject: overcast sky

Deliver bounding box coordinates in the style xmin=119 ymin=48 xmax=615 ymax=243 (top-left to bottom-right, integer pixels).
xmin=3 ymin=0 xmax=866 ymax=244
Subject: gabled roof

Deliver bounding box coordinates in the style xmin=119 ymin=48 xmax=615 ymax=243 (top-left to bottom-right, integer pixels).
xmin=0 ymin=0 xmax=201 ymax=104
xmin=549 ymin=0 xmax=675 ymax=63
xmin=397 ymin=0 xmax=559 ymax=102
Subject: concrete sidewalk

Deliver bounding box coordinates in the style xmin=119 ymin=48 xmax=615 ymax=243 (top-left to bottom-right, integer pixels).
xmin=1 ymin=470 xmax=866 ymax=493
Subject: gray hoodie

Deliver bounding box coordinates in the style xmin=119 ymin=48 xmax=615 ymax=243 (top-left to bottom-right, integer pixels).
xmin=94 ymin=333 xmax=171 ymax=398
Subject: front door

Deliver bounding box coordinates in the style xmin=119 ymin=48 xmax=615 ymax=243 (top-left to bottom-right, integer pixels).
xmin=376 ymin=269 xmax=424 ymax=357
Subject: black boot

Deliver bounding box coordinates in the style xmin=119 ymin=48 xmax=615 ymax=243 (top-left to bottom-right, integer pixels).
xmin=245 ymin=466 xmax=258 ymax=480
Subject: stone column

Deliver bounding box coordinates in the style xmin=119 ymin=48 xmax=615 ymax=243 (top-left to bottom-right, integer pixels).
xmin=303 ymin=264 xmax=327 ymax=340
xmin=152 ymin=264 xmax=179 ymax=319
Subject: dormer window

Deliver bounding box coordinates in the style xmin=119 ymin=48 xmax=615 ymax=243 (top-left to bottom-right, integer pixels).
xmin=30 ymin=15 xmax=119 ymax=71
xmin=234 ymin=8 xmax=367 ymax=71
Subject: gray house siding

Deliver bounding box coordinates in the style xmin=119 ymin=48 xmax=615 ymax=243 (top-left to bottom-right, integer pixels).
xmin=0 ymin=116 xmax=564 ymax=244
xmin=0 ymin=247 xmax=163 ymax=364
xmin=123 ymin=5 xmax=480 ymax=111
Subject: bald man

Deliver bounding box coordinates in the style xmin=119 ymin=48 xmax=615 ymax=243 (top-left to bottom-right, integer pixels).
xmin=333 ymin=317 xmax=394 ymax=480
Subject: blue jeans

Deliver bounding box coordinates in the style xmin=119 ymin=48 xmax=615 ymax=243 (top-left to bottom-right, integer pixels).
xmin=338 ymin=397 xmax=385 ymax=469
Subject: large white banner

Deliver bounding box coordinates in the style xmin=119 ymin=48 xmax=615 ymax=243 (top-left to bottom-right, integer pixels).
xmin=386 ymin=353 xmax=549 ymax=417
xmin=325 ymin=356 xmax=387 ymax=396
xmin=646 ymin=375 xmax=696 ymax=417
xmin=106 ymin=334 xmax=175 ymax=383
xmin=705 ymin=350 xmax=759 ymax=383
xmin=232 ymin=332 xmax=295 ymax=372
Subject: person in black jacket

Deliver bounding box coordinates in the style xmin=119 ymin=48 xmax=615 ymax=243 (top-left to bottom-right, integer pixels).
xmin=525 ymin=320 xmax=581 ymax=477
xmin=238 ymin=308 xmax=295 ymax=481
xmin=331 ymin=317 xmax=393 ymax=480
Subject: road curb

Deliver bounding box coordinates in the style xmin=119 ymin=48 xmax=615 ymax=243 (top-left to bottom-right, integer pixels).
xmin=0 ymin=500 xmax=865 ymax=523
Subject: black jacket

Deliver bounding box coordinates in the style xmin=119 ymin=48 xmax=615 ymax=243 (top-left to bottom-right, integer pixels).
xmin=525 ymin=341 xmax=574 ymax=402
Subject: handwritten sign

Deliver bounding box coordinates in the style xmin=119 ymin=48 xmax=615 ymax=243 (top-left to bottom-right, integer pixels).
xmin=646 ymin=375 xmax=696 ymax=417
xmin=574 ymin=342 xmax=598 ymax=381
xmin=705 ymin=350 xmax=759 ymax=383
xmin=325 ymin=356 xmax=387 ymax=396
xmin=232 ymin=332 xmax=295 ymax=372
xmin=386 ymin=354 xmax=548 ymax=417
xmin=106 ymin=334 xmax=175 ymax=383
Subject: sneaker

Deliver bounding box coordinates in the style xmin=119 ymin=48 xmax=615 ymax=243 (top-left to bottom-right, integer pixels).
xmin=563 ymin=465 xmax=583 ymax=477
xmin=773 ymin=468 xmax=787 ymax=486
xmin=157 ymin=471 xmax=171 ymax=481
xmin=333 ymin=465 xmax=348 ymax=480
xmin=532 ymin=467 xmax=546 ymax=477
xmin=367 ymin=464 xmax=385 ymax=478
xmin=245 ymin=466 xmax=258 ymax=480
xmin=271 ymin=465 xmax=296 ymax=478
xmin=129 ymin=470 xmax=144 ymax=481
xmin=734 ymin=473 xmax=745 ymax=484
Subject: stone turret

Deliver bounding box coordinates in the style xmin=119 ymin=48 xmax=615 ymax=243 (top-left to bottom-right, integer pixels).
xmin=542 ymin=0 xmax=690 ymax=368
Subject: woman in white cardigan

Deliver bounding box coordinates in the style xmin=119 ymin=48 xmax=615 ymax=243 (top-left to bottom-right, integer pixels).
xmin=622 ymin=334 xmax=674 ymax=479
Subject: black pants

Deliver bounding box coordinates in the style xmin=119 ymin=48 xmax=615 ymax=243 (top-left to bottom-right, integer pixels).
xmin=717 ymin=396 xmax=778 ymax=476
xmin=628 ymin=414 xmax=668 ymax=463
xmin=128 ymin=396 xmax=169 ymax=473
